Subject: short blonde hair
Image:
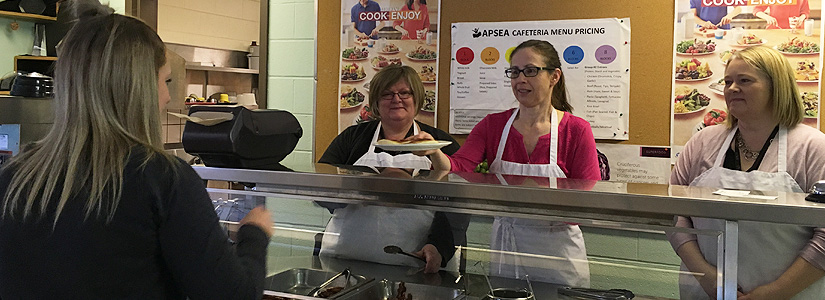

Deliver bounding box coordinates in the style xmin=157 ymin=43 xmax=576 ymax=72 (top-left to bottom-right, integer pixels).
xmin=367 ymin=65 xmax=425 ymax=119
xmin=726 ymin=46 xmax=803 ymax=127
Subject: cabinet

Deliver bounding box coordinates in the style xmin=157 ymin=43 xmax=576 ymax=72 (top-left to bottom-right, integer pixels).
xmin=193 ymin=164 xmax=825 ymax=299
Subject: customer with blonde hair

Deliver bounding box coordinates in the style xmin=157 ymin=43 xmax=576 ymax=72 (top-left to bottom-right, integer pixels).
xmin=670 ymin=45 xmax=825 ymax=299
xmin=0 ymin=1 xmax=273 ymax=298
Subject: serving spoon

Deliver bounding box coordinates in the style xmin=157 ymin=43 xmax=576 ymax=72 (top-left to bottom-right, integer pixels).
xmin=383 ymin=245 xmax=426 ymax=262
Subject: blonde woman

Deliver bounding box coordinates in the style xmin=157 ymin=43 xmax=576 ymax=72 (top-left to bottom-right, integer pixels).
xmin=670 ymin=46 xmax=825 ymax=299
xmin=0 ymin=1 xmax=273 ymax=298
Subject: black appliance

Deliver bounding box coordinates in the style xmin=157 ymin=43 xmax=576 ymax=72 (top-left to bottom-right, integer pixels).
xmin=182 ymin=106 xmax=302 ymax=170
xmin=10 ymin=71 xmax=53 ymax=98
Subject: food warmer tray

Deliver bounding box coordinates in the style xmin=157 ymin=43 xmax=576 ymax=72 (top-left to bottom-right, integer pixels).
xmin=335 ymin=279 xmax=467 ymax=300
xmin=263 ymin=268 xmax=372 ymax=299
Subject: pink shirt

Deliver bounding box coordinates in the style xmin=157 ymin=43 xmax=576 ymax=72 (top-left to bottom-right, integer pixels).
xmin=754 ymin=0 xmax=810 ymax=29
xmin=449 ymin=109 xmax=601 ymax=181
xmin=669 ymin=124 xmax=825 ymax=270
xmin=393 ymin=4 xmax=430 ymax=40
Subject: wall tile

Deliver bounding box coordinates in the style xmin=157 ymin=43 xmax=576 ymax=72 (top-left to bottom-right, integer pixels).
xmin=269 ymin=3 xmax=295 ymax=39
xmin=581 ymin=227 xmax=638 ymax=260
xmin=268 ymin=40 xmax=314 ymax=77
xmin=294 ymin=2 xmax=316 ymax=39
xmin=295 ymin=114 xmax=313 ymax=151
xmin=293 ymin=78 xmax=315 ymax=114
xmin=267 ymin=77 xmax=294 ymax=110
xmin=289 ymin=151 xmax=316 ymax=172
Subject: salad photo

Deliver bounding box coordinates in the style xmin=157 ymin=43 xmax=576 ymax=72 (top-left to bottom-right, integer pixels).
xmin=776 ymin=37 xmax=820 ymax=54
xmin=340 ymin=86 xmax=365 ymax=109
xmin=703 ymin=109 xmax=727 ymax=126
xmin=676 ymin=39 xmax=716 ymax=55
xmin=342 ymin=47 xmax=369 ymax=60
xmin=421 ymin=90 xmax=436 ymax=113
xmin=341 ymin=63 xmax=367 ymax=81
xmin=674 ymin=86 xmax=711 ymax=114
xmin=675 ymin=58 xmax=712 ymax=80
xmin=802 ymin=91 xmax=819 ymax=118
xmin=407 ymin=46 xmax=437 ymax=60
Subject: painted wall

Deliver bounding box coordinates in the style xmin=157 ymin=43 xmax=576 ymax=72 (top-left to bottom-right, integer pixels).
xmin=157 ymin=0 xmax=261 ymax=52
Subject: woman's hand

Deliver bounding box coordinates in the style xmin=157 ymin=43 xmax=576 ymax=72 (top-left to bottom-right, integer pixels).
xmin=405 ymin=132 xmax=437 ymax=156
xmin=395 ymin=25 xmax=409 ymax=38
xmin=413 ymin=244 xmax=442 ymax=273
xmin=737 ymin=282 xmax=789 ymax=300
xmin=240 ymin=206 xmax=274 ymax=237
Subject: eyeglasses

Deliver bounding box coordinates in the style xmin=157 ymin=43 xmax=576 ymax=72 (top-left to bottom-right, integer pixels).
xmin=504 ymin=66 xmax=555 ymax=79
xmin=380 ymin=90 xmax=413 ymax=100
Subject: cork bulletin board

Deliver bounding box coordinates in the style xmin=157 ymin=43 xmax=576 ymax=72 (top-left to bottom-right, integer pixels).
xmin=316 ymin=0 xmax=823 ymax=161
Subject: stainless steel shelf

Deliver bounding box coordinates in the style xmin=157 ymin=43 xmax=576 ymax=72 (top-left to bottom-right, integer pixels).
xmin=193 ymin=165 xmax=825 ymax=228
xmin=185 ymin=65 xmax=259 ymax=74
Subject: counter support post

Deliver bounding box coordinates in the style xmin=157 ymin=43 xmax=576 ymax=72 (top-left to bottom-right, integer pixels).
xmin=721 ymin=220 xmax=738 ymax=300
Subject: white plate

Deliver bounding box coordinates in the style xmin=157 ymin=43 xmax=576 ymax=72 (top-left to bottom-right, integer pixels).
xmin=406 ymin=53 xmax=437 ymax=61
xmin=775 ymin=45 xmax=820 ymax=55
xmin=676 ymin=50 xmax=715 ymax=56
xmin=675 ymin=76 xmax=712 ymax=82
xmin=797 ymin=79 xmax=819 ymax=83
xmin=374 ymin=140 xmax=453 ymax=151
xmin=732 ymin=39 xmax=766 ymax=47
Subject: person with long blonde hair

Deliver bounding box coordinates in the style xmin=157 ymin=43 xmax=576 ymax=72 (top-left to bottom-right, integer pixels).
xmin=0 ymin=1 xmax=273 ymax=298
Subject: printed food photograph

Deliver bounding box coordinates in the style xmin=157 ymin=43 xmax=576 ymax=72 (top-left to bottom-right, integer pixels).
xmin=407 ymin=46 xmax=437 ymax=60
xmin=418 ymin=65 xmax=436 ymax=83
xmin=675 ymin=58 xmax=712 ymax=81
xmin=794 ymin=60 xmax=820 ymax=81
xmin=340 ymin=86 xmax=365 ymax=109
xmin=371 ymin=56 xmax=402 ymax=69
xmin=776 ymin=37 xmax=820 ymax=54
xmin=676 ymin=39 xmax=716 ymax=55
xmin=802 ymin=91 xmax=819 ymax=118
xmin=673 ymin=86 xmax=710 ymax=115
xmin=736 ymin=33 xmax=764 ymax=46
xmin=341 ymin=47 xmax=369 ymax=60
xmin=379 ymin=43 xmax=400 ymax=54
xmin=341 ymin=63 xmax=367 ymax=81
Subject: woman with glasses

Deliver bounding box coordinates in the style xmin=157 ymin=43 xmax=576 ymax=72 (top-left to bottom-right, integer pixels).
xmin=413 ymin=40 xmax=600 ymax=286
xmin=318 ymin=65 xmax=460 ymax=273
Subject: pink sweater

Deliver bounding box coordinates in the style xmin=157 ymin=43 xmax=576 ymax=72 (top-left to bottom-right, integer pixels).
xmin=449 ymin=109 xmax=601 ymax=181
xmin=669 ymin=124 xmax=825 ymax=270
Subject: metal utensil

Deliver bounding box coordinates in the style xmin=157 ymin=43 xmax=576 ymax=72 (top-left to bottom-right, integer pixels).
xmin=306 ymin=268 xmax=350 ymax=297
xmin=383 ymin=245 xmax=426 ymax=262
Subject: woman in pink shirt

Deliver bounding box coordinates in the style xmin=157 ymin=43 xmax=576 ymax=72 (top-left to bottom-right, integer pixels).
xmin=754 ymin=0 xmax=809 ymax=30
xmin=393 ymin=0 xmax=429 ymax=40
xmin=412 ymin=40 xmax=600 ymax=286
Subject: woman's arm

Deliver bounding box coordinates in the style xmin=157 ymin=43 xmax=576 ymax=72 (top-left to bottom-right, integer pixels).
xmin=740 ymin=257 xmax=825 ymax=299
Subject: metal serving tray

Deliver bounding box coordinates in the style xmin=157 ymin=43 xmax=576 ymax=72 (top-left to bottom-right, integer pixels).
xmin=264 ymin=268 xmax=372 ymax=299
xmin=335 ymin=279 xmax=466 ymax=300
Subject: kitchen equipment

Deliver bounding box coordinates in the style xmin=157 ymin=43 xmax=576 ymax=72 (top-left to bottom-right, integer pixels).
xmin=30 ymin=23 xmax=45 ymax=56
xmin=10 ymin=71 xmax=53 ymax=98
xmin=485 ymin=288 xmax=534 ymax=300
xmin=806 ymin=180 xmax=825 ymax=203
xmin=383 ymin=245 xmax=426 ymax=262
xmin=182 ymin=106 xmax=302 ymax=169
xmin=557 ymin=287 xmax=634 ymax=299
xmin=307 ymin=268 xmax=351 ymax=297
xmin=335 ymin=279 xmax=467 ymax=300
xmin=263 ymin=268 xmax=371 ymax=299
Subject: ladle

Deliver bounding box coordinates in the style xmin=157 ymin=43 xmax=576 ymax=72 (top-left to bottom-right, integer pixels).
xmin=383 ymin=245 xmax=426 ymax=262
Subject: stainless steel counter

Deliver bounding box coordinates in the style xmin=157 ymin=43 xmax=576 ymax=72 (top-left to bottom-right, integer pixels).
xmin=193 ymin=164 xmax=825 ymax=228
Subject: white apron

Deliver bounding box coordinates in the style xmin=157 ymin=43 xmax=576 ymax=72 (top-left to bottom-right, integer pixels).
xmin=320 ymin=122 xmax=437 ymax=268
xmin=680 ymin=126 xmax=825 ymax=299
xmin=489 ymin=108 xmax=590 ymax=287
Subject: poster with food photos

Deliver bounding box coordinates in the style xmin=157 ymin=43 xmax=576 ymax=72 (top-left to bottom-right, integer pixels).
xmin=449 ymin=18 xmax=631 ymax=139
xmin=338 ymin=0 xmax=440 ymax=133
xmin=671 ymin=0 xmax=823 ymax=160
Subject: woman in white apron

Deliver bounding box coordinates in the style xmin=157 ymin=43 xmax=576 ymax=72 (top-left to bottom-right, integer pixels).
xmin=669 ymin=46 xmax=825 ymax=299
xmin=412 ymin=40 xmax=602 ymax=286
xmin=318 ymin=65 xmax=462 ymax=273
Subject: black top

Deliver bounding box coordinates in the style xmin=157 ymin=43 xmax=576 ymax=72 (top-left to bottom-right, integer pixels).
xmin=319 ymin=120 xmax=461 ymax=165
xmin=318 ymin=120 xmax=461 ymax=266
xmin=723 ymin=126 xmax=780 ymax=172
xmin=0 ymin=147 xmax=269 ymax=299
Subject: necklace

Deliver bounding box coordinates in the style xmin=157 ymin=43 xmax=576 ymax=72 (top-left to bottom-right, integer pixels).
xmin=734 ymin=131 xmax=760 ymax=161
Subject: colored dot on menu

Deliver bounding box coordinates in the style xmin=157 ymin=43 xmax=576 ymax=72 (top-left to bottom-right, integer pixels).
xmin=563 ymin=46 xmax=584 ymax=65
xmin=481 ymin=47 xmax=500 ymax=65
xmin=456 ymin=47 xmax=474 ymax=65
xmin=595 ymin=45 xmax=617 ymax=64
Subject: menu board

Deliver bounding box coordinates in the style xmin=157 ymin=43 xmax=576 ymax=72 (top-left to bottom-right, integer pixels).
xmin=449 ymin=18 xmax=631 ymax=139
xmin=338 ymin=0 xmax=441 ymax=133
xmin=671 ymin=0 xmax=824 ymax=159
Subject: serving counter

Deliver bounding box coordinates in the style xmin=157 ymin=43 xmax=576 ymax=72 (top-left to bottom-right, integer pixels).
xmin=195 ymin=164 xmax=825 ymax=300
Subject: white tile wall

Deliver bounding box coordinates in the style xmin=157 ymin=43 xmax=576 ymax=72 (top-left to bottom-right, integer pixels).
xmin=268 ymin=0 xmax=316 ymax=167
xmin=158 ymin=0 xmax=261 ymax=51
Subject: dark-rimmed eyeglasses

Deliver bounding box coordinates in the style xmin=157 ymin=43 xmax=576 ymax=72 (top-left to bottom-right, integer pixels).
xmin=380 ymin=91 xmax=413 ymax=100
xmin=504 ymin=66 xmax=555 ymax=79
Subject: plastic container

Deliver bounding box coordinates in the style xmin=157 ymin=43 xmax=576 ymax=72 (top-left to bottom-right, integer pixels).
xmin=805 ymin=19 xmax=814 ymax=36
